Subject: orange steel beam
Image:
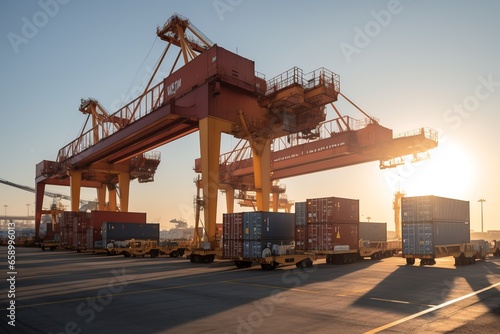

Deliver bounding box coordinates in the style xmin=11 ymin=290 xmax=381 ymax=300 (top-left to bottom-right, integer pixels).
xmin=195 ymin=124 xmax=438 ymax=190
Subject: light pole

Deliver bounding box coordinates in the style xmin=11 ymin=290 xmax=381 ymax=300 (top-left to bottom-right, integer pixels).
xmin=478 ymin=199 xmax=485 ymax=233
xmin=3 ymin=204 xmax=8 ymax=224
xmin=26 ymin=203 xmax=31 ymax=225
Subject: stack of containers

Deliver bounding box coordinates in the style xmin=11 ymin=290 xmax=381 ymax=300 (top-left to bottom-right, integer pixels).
xmin=90 ymin=211 xmax=147 ymax=249
xmin=243 ymin=212 xmax=295 ymax=258
xmin=60 ymin=211 xmax=90 ymax=249
xmin=305 ymin=196 xmax=359 ymax=252
xmin=222 ymin=212 xmax=296 ymax=258
xmin=402 ymin=196 xmax=470 ymax=256
xmin=295 ymin=202 xmax=307 ymax=251
xmin=222 ymin=213 xmax=244 ymax=258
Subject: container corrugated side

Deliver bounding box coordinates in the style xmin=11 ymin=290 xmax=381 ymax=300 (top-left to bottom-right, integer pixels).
xmin=401 ymin=196 xmax=470 ymax=223
xmin=243 ymin=212 xmax=295 ymax=240
xmin=223 ymin=239 xmax=243 ymax=258
xmin=91 ymin=211 xmax=147 ymax=229
xmin=402 ymin=221 xmax=471 ymax=255
xmin=306 ymin=196 xmax=359 ymax=223
xmin=359 ymin=222 xmax=387 ymax=242
xmin=295 ymin=226 xmax=306 ymax=251
xmin=295 ymin=202 xmax=307 ymax=226
xmin=101 ymin=222 xmax=159 ymax=245
xmin=306 ymin=222 xmax=359 ymax=251
xmin=223 ymin=213 xmax=244 ymax=240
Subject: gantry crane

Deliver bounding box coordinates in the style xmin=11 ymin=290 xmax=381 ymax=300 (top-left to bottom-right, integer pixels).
xmin=35 ymin=14 xmax=437 ymax=264
xmin=35 ymin=14 xmax=340 ymax=248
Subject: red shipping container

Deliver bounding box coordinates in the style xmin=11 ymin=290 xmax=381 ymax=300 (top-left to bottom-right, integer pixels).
xmin=307 ymin=197 xmax=359 ymax=223
xmin=223 ymin=239 xmax=243 ymax=258
xmin=90 ymin=211 xmax=147 ymax=230
xmin=295 ymin=226 xmax=306 ymax=251
xmin=306 ymin=222 xmax=358 ymax=251
xmin=223 ymin=213 xmax=244 ymax=240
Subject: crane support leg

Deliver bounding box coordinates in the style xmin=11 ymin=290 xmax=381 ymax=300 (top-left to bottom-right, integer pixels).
xmin=199 ymin=116 xmax=232 ymax=245
xmin=252 ymin=140 xmax=271 ymax=211
xmin=35 ymin=181 xmax=45 ymax=240
xmin=108 ymin=187 xmax=117 ymax=211
xmin=224 ymin=186 xmax=235 ymax=214
xmin=97 ymin=185 xmax=107 ymax=211
xmin=118 ymin=172 xmax=130 ymax=212
xmin=272 ymin=192 xmax=279 ymax=212
xmin=69 ymin=170 xmax=82 ymax=211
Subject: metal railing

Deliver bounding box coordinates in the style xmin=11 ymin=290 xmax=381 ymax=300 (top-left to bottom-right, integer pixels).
xmin=265 ymin=66 xmax=340 ymax=97
xmin=57 ymin=80 xmax=165 ymax=163
xmin=393 ymin=127 xmax=438 ymax=143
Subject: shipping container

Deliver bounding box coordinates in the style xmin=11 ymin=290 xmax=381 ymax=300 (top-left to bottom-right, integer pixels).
xmin=359 ymin=222 xmax=387 ymax=242
xmin=61 ymin=211 xmax=90 ymax=229
xmin=223 ymin=213 xmax=244 ymax=240
xmin=243 ymin=212 xmax=295 ymax=240
xmin=306 ymin=196 xmax=359 ymax=223
xmin=101 ymin=222 xmax=160 ymax=246
xmin=295 ymin=202 xmax=306 ymax=226
xmin=401 ymin=196 xmax=470 ymax=223
xmin=402 ymin=221 xmax=471 ymax=256
xmin=90 ymin=211 xmax=147 ymax=228
xmin=223 ymin=212 xmax=295 ymax=258
xmin=295 ymin=226 xmax=306 ymax=251
xmin=223 ymin=239 xmax=243 ymax=258
xmin=306 ymin=222 xmax=358 ymax=251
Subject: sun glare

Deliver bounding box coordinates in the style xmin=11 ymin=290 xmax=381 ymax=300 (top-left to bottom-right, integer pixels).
xmin=398 ymin=142 xmax=474 ymax=200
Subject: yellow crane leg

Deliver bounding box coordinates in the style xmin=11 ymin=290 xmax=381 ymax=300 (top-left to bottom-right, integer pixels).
xmin=68 ymin=170 xmax=82 ymax=211
xmin=224 ymin=186 xmax=235 ymax=214
xmin=97 ymin=185 xmax=107 ymax=211
xmin=108 ymin=187 xmax=117 ymax=211
xmin=199 ymin=116 xmax=232 ymax=245
xmin=118 ymin=172 xmax=130 ymax=212
xmin=272 ymin=192 xmax=279 ymax=212
xmin=252 ymin=140 xmax=271 ymax=211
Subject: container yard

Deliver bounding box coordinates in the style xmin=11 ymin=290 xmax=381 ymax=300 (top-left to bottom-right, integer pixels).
xmin=1 ymin=6 xmax=499 ymax=334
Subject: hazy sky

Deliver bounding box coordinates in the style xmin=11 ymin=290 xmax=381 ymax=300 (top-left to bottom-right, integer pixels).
xmin=1 ymin=0 xmax=499 ymax=232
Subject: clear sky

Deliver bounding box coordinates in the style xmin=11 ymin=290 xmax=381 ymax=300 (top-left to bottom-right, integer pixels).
xmin=1 ymin=0 xmax=499 ymax=232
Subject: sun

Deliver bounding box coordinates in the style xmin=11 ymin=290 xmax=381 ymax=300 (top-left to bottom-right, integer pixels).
xmin=396 ymin=141 xmax=474 ymax=200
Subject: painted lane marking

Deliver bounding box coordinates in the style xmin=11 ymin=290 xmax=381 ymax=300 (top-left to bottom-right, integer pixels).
xmin=370 ymin=297 xmax=435 ymax=307
xmin=364 ymin=281 xmax=500 ymax=334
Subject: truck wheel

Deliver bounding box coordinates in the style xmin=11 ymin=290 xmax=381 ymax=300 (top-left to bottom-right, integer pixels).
xmin=298 ymin=258 xmax=313 ymax=268
xmin=170 ymin=251 xmax=178 ymax=258
xmin=406 ymin=258 xmax=415 ymax=265
xmin=261 ymin=263 xmax=276 ymax=270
